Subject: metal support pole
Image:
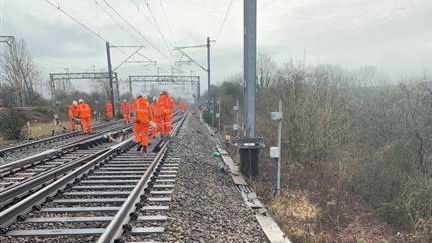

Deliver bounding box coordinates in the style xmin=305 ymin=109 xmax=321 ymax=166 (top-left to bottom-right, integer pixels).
xmin=63 ymin=68 xmax=68 ymax=93
xmin=244 ymin=0 xmax=257 ymax=138
xmin=106 ymin=42 xmax=116 ymax=117
xmin=49 ymin=74 xmax=55 ymax=103
xmin=115 ymin=76 xmax=120 ymax=112
xmin=197 ymin=77 xmax=201 ymax=105
xmin=207 ymin=36 xmax=211 ymax=101
xmin=128 ymin=76 xmax=133 ymax=97
xmin=218 ymin=99 xmax=222 ymax=133
xmin=211 ymin=97 xmax=215 ymax=127
xmin=236 ymin=99 xmax=240 ymax=136
xmin=50 ymin=74 xmax=59 ymax=118
xmin=207 ymin=36 xmax=214 ymax=126
xmin=276 ymin=99 xmax=282 ymax=196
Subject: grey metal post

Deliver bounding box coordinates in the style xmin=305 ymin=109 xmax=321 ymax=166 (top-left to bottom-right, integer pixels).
xmin=218 ymin=99 xmax=222 ymax=133
xmin=276 ymin=99 xmax=282 ymax=196
xmin=211 ymin=97 xmax=215 ymax=127
xmin=63 ymin=68 xmax=68 ymax=92
xmin=207 ymin=36 xmax=211 ymax=103
xmin=50 ymin=74 xmax=59 ymax=118
xmin=244 ymin=0 xmax=257 ymax=138
xmin=115 ymin=75 xmax=120 ymax=106
xmin=206 ymin=36 xmax=215 ymax=127
xmin=49 ymin=74 xmax=55 ymax=103
xmin=236 ymin=99 xmax=240 ymax=136
xmin=106 ymin=42 xmax=116 ymax=117
xmin=128 ymin=76 xmax=133 ymax=97
xmin=197 ymin=77 xmax=201 ymax=105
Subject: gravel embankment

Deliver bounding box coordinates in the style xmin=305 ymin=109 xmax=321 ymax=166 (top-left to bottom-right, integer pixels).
xmin=163 ymin=111 xmax=269 ymax=242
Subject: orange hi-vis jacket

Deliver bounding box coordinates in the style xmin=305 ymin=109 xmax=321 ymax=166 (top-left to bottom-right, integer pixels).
xmin=105 ymin=102 xmax=113 ymax=114
xmin=132 ymin=97 xmax=150 ymax=123
xmin=178 ymin=101 xmax=187 ymax=112
xmin=151 ymin=102 xmax=159 ymax=119
xmin=169 ymin=98 xmax=174 ymax=112
xmin=121 ymin=102 xmax=130 ymax=114
xmin=68 ymin=105 xmax=79 ymax=119
xmin=78 ymin=103 xmax=92 ymax=119
xmin=158 ymin=94 xmax=170 ymax=114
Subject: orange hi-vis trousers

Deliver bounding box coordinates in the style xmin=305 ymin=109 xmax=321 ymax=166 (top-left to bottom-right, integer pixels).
xmin=80 ymin=118 xmax=92 ymax=134
xmin=133 ymin=121 xmax=149 ymax=147
xmin=122 ymin=113 xmax=130 ymax=124
xmin=149 ymin=122 xmax=157 ymax=138
xmin=160 ymin=112 xmax=172 ymax=136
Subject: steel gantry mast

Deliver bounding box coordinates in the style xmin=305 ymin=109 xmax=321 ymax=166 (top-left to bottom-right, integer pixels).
xmin=105 ymin=43 xmax=156 ymax=116
xmin=174 ymin=37 xmax=215 ymax=123
xmin=128 ymin=75 xmax=200 ymax=103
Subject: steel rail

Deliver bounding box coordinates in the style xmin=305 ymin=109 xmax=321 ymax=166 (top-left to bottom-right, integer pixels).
xmin=0 ymin=111 xmax=186 ymax=238
xmin=0 ymin=137 xmax=134 ymax=226
xmin=0 ymin=120 xmax=122 ymax=157
xmin=0 ymin=128 xmax=132 ymax=209
xmin=97 ymin=112 xmax=187 ymax=243
xmin=0 ymin=124 xmax=130 ymax=176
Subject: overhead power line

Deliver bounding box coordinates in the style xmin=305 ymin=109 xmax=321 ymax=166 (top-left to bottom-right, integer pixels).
xmin=159 ymin=0 xmax=175 ymax=45
xmin=44 ymin=0 xmax=156 ymax=70
xmin=214 ymin=0 xmax=234 ymax=47
xmin=44 ymin=0 xmax=106 ymax=42
xmin=145 ymin=1 xmax=173 ymax=58
xmin=95 ymin=0 xmax=141 ymax=44
xmin=129 ymin=0 xmax=174 ymax=62
xmin=95 ymin=0 xmax=157 ymax=64
xmin=129 ymin=0 xmax=157 ymax=33
xmin=102 ymin=0 xmax=170 ymax=60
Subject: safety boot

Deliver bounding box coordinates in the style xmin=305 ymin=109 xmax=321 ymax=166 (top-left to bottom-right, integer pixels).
xmin=136 ymin=144 xmax=142 ymax=151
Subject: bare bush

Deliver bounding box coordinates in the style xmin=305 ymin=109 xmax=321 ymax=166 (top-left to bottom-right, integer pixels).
xmin=0 ymin=39 xmax=40 ymax=106
xmin=0 ymin=108 xmax=28 ymax=140
xmin=211 ymin=54 xmax=432 ymax=236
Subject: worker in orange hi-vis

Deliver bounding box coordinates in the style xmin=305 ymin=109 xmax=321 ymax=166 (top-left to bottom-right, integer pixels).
xmin=78 ymin=99 xmax=92 ymax=135
xmin=105 ymin=100 xmax=113 ymax=120
xmin=132 ymin=94 xmax=151 ymax=153
xmin=158 ymin=91 xmax=172 ymax=137
xmin=169 ymin=97 xmax=175 ymax=131
xmin=129 ymin=100 xmax=135 ymax=124
xmin=68 ymin=100 xmax=80 ymax=131
xmin=178 ymin=100 xmax=187 ymax=113
xmin=150 ymin=97 xmax=160 ymax=138
xmin=120 ymin=99 xmax=130 ymax=124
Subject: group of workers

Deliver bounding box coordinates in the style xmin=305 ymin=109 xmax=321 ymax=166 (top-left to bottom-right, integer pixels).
xmin=68 ymin=91 xmax=185 ymax=153
xmin=68 ymin=99 xmax=92 ymax=134
xmin=129 ymin=91 xmax=175 ymax=152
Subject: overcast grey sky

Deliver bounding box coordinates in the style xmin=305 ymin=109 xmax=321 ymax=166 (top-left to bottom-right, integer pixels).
xmin=1 ymin=0 xmax=432 ymax=95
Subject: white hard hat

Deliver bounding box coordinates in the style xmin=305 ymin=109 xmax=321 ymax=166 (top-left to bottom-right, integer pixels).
xmin=72 ymin=100 xmax=78 ymax=105
xmin=123 ymin=99 xmax=127 ymax=103
xmin=153 ymin=97 xmax=157 ymax=101
xmin=78 ymin=99 xmax=84 ymax=103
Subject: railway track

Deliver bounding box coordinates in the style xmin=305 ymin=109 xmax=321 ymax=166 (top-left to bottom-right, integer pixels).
xmin=0 ymin=120 xmax=124 ymax=160
xmin=0 ymin=112 xmax=187 ymax=243
xmin=0 ymin=126 xmax=131 ymax=211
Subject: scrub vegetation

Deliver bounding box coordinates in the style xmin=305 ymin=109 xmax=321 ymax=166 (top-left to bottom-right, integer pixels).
xmin=0 ymin=108 xmax=28 ymax=140
xmin=207 ymin=53 xmax=432 ymax=242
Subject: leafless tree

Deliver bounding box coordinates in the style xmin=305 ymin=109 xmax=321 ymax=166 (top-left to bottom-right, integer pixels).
xmin=0 ymin=39 xmax=39 ymax=106
xmin=92 ymin=78 xmax=111 ymax=99
xmin=257 ymin=53 xmax=277 ymax=89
